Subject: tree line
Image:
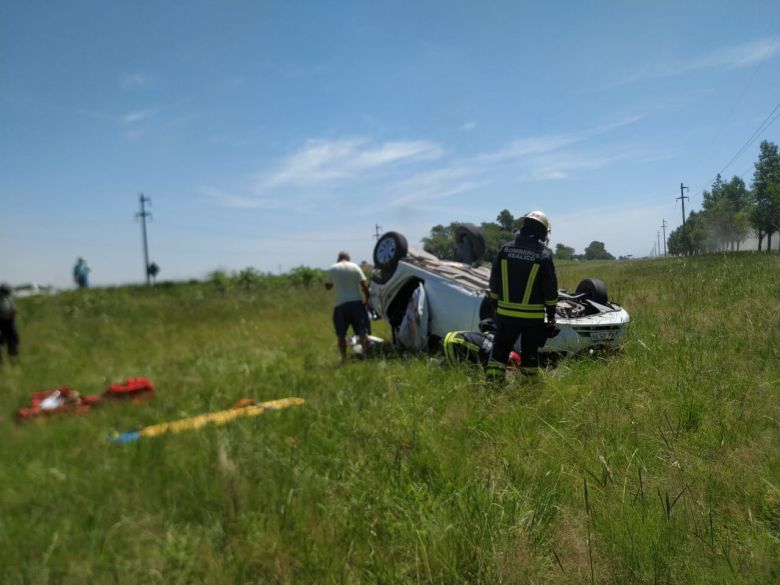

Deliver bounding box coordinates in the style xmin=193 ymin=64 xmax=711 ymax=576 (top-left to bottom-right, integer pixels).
xmin=422 ymin=209 xmax=616 ymax=264
xmin=668 ymin=140 xmax=780 ymax=255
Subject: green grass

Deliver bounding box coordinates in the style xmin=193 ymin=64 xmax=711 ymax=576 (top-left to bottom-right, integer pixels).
xmin=1 ymin=255 xmax=778 ymax=584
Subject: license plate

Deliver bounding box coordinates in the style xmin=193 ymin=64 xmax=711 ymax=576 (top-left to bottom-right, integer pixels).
xmin=590 ymin=330 xmax=616 ymax=341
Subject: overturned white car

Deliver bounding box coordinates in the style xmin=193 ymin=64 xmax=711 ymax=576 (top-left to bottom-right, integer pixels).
xmin=368 ymin=228 xmax=629 ymax=357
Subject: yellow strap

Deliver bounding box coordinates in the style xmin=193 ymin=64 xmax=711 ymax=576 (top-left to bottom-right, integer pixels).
xmin=501 ymin=259 xmax=509 ymax=302
xmin=497 ymin=300 xmax=544 ymax=310
xmin=497 ymin=307 xmax=544 ymax=319
xmin=139 ymin=397 xmax=305 ymax=438
xmin=521 ymin=263 xmax=540 ymax=305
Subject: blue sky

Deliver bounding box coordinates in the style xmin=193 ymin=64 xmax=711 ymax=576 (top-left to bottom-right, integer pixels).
xmin=2 ymin=1 xmax=779 ymax=287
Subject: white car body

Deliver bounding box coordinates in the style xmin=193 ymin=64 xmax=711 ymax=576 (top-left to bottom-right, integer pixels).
xmin=369 ymin=246 xmax=629 ymax=356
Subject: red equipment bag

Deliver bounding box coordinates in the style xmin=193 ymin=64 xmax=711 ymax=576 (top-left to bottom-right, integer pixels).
xmin=103 ymin=377 xmax=155 ymax=401
xmin=16 ymin=386 xmax=87 ymax=420
xmin=16 ymin=378 xmax=155 ymax=422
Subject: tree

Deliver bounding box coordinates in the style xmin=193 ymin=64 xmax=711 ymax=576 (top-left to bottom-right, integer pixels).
xmin=496 ymin=209 xmax=515 ymax=232
xmin=701 ymin=174 xmax=752 ymax=251
xmin=480 ymin=221 xmax=514 ymax=264
xmin=554 ymin=243 xmax=575 ymax=260
xmin=750 ymin=140 xmax=780 ymax=252
xmin=667 ymin=210 xmax=711 ymax=255
xmin=422 ymin=224 xmax=458 ymax=260
xmin=584 ymin=241 xmax=615 ymax=260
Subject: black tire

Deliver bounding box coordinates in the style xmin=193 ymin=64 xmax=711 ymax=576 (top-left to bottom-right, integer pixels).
xmin=576 ymin=278 xmax=608 ymax=304
xmin=373 ymin=231 xmax=408 ymax=273
xmin=454 ymin=224 xmax=486 ymax=263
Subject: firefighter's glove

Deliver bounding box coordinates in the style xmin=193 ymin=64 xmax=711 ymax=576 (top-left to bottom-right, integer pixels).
xmin=546 ymin=318 xmax=559 ymax=338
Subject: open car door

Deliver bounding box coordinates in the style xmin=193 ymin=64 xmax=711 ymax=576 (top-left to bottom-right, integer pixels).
xmin=396 ymin=283 xmax=429 ymax=351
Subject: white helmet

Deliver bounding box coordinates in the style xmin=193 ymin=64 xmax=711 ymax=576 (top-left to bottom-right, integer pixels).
xmin=522 ymin=210 xmax=551 ymax=236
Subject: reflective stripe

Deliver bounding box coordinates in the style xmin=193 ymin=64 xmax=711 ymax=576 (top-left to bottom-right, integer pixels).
xmin=443 ymin=331 xmax=481 ymax=366
xmin=501 ymin=259 xmax=509 ymax=302
xmin=522 ymin=263 xmax=540 ymax=305
xmin=443 ymin=331 xmax=458 ymax=364
xmin=497 ymin=307 xmax=545 ymax=319
xmin=488 ymin=292 xmax=498 ymax=299
xmin=545 ymin=299 xmax=558 ymax=306
xmin=497 ymin=300 xmax=544 ymax=310
xmin=486 ymin=359 xmax=506 ymax=372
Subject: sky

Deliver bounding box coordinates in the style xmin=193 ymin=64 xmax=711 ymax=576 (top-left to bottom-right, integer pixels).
xmin=2 ymin=1 xmax=779 ymax=288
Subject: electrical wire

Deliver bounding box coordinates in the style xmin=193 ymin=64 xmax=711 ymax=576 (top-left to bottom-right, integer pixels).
xmin=717 ymin=100 xmax=780 ymax=177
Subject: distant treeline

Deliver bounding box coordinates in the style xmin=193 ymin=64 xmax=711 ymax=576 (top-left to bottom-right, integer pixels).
xmin=668 ymin=140 xmax=780 ymax=254
xmin=422 ymin=209 xmax=618 ymax=264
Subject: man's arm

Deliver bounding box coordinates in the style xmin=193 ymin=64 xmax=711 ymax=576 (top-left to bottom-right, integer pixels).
xmin=360 ymin=279 xmax=370 ymax=302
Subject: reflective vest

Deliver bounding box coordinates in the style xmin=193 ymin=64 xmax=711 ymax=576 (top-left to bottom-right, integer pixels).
xmin=488 ymin=235 xmax=558 ymax=320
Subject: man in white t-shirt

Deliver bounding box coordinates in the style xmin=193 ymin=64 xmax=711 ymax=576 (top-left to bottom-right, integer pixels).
xmin=325 ymin=251 xmax=370 ymax=362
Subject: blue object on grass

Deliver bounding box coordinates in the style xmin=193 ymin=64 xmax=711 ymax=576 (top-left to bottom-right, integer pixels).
xmin=107 ymin=431 xmax=141 ymax=444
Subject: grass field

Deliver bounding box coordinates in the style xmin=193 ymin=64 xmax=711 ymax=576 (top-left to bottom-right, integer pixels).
xmin=1 ymin=254 xmax=779 ymax=584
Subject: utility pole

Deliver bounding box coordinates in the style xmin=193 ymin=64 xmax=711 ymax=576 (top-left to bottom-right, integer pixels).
xmin=661 ymin=219 xmax=668 ymax=256
xmin=136 ymin=193 xmax=152 ymax=286
xmin=374 ymin=224 xmax=383 ymax=240
xmin=657 ymin=230 xmax=661 ymax=258
xmin=677 ymin=182 xmax=689 ymax=254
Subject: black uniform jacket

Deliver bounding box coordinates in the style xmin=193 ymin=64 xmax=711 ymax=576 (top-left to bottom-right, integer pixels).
xmin=488 ymin=234 xmax=558 ymax=321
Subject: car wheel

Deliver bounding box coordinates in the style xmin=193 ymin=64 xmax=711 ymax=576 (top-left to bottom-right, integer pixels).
xmin=454 ymin=224 xmax=486 ymax=263
xmin=373 ymin=231 xmax=408 ymax=277
xmin=576 ymin=278 xmax=608 ymax=304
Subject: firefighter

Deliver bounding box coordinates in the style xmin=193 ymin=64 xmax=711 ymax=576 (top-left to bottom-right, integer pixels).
xmin=485 ymin=210 xmax=558 ymax=382
xmin=442 ymin=319 xmax=521 ymax=370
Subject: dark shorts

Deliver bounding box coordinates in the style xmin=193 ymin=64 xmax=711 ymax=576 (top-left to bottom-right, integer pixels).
xmin=333 ymin=300 xmax=368 ymax=337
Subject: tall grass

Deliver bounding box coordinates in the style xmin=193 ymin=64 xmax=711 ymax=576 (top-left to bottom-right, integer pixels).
xmin=1 ymin=254 xmax=778 ymax=583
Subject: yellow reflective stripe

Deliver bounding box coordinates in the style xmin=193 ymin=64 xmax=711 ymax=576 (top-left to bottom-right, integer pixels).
xmin=497 ymin=307 xmax=544 ymax=319
xmin=443 ymin=331 xmax=459 ymax=364
xmin=486 ymin=359 xmax=506 ymax=372
xmin=488 ymin=292 xmax=498 ymax=299
xmin=522 ymin=263 xmax=540 ymax=305
xmin=444 ymin=331 xmax=482 ymax=365
xmin=462 ymin=341 xmax=480 ymax=352
xmin=497 ymin=300 xmax=544 ymax=310
xmin=545 ymin=299 xmax=558 ymax=306
xmin=501 ymin=259 xmax=509 ymax=302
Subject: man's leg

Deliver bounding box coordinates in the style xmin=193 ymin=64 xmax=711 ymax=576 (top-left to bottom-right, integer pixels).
xmin=486 ymin=317 xmax=521 ymax=383
xmin=333 ymin=304 xmax=349 ymax=362
xmin=519 ymin=322 xmax=546 ymax=375
xmin=337 ymin=336 xmax=348 ymax=362
xmin=356 ymin=303 xmax=370 ymax=358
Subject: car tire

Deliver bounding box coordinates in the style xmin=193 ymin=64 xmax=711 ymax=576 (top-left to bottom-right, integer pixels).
xmin=454 ymin=224 xmax=486 ymax=264
xmin=576 ymin=278 xmax=608 ymax=304
xmin=372 ymin=231 xmax=408 ymax=278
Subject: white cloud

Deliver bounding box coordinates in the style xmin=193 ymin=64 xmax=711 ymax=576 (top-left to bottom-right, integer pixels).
xmin=614 ymin=37 xmax=780 ymax=86
xmin=265 ymin=138 xmax=443 ymax=187
xmin=121 ymin=109 xmax=156 ymax=124
xmin=478 ymin=114 xmax=649 ymax=164
xmin=459 ymin=121 xmax=477 ymax=131
xmin=391 ymin=167 xmax=488 ymax=206
xmin=202 ymin=187 xmax=304 ymax=210
xmin=478 ymin=134 xmax=579 ymax=163
xmin=685 ymin=37 xmax=780 ymax=70
xmin=522 ymin=152 xmax=624 ymax=181
xmin=119 ymin=73 xmax=153 ymax=89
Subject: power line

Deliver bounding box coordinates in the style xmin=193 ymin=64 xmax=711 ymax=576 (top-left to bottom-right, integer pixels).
xmin=718 ymin=100 xmax=780 ymax=177
xmin=693 ymin=98 xmax=780 ymax=200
